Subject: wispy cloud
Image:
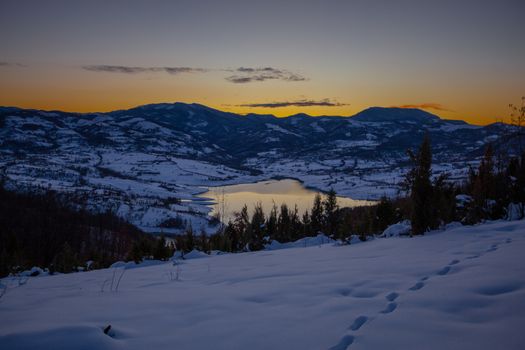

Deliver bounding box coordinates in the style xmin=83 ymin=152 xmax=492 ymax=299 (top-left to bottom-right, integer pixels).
xmin=82 ymin=65 xmax=208 ymax=75
xmin=391 ymin=103 xmax=452 ymax=112
xmin=81 ymin=64 xmax=307 ymax=83
xmin=225 ymin=67 xmax=307 ymax=83
xmin=239 ymin=98 xmax=347 ymax=108
xmin=0 ymin=61 xmax=26 ymax=67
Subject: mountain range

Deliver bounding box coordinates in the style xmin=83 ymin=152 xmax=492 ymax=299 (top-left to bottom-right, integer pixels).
xmin=0 ymin=103 xmax=515 ymax=232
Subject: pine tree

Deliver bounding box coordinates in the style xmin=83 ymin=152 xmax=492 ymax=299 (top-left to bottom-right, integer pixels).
xmin=277 ymin=203 xmax=291 ymax=242
xmin=290 ymin=205 xmax=301 ymax=241
xmin=323 ymin=188 xmax=339 ymax=237
xmin=310 ymin=193 xmax=323 ymax=234
xmin=302 ymin=210 xmax=312 ymax=236
xmin=406 ymin=135 xmax=433 ymax=235
xmin=474 ymin=145 xmax=495 ymax=207
xmin=185 ymin=224 xmax=195 ymax=252
xmin=250 ymin=202 xmax=266 ymax=250
xmin=233 ymin=205 xmax=250 ymax=250
xmin=266 ymin=203 xmax=278 ymax=240
xmin=375 ymin=196 xmax=395 ymax=232
xmin=224 ymin=220 xmax=237 ymax=252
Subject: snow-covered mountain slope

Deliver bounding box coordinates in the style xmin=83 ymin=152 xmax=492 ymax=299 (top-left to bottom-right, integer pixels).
xmin=0 ymin=103 xmax=515 ymax=231
xmin=1 ymin=219 xmax=524 ymax=349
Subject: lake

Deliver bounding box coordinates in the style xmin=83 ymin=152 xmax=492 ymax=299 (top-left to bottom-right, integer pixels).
xmin=198 ymin=179 xmax=375 ymax=222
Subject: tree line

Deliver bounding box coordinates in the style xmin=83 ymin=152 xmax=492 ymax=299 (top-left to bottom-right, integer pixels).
xmin=0 ymin=185 xmax=164 ymax=277
xmin=174 ymin=134 xmax=525 ymax=254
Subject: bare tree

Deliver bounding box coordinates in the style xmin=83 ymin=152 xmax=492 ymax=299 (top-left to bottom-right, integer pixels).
xmin=509 ymin=96 xmax=525 ymax=154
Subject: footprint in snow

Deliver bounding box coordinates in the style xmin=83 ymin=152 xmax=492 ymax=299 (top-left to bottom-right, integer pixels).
xmin=385 ymin=292 xmax=399 ymax=302
xmin=437 ymin=266 xmax=451 ymax=276
xmin=329 ymin=335 xmax=355 ymax=350
xmin=505 ymin=238 xmax=512 ymax=244
xmin=409 ymin=281 xmax=425 ymax=291
xmin=449 ymin=259 xmax=460 ymax=265
xmin=380 ymin=302 xmax=397 ymax=314
xmin=349 ymin=316 xmax=368 ymax=331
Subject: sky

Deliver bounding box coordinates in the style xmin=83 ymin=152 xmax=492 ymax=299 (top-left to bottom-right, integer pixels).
xmin=0 ymin=0 xmax=523 ymax=124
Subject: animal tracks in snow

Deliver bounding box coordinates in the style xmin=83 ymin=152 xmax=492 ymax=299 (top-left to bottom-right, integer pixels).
xmin=437 ymin=266 xmax=451 ymax=276
xmin=385 ymin=292 xmax=399 ymax=302
xmin=349 ymin=316 xmax=368 ymax=331
xmin=329 ymin=236 xmax=513 ymax=349
xmin=409 ymin=281 xmax=425 ymax=291
xmin=380 ymin=302 xmax=397 ymax=314
xmin=329 ymin=335 xmax=355 ymax=350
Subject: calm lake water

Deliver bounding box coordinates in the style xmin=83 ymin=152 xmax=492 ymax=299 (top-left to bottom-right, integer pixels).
xmin=198 ymin=179 xmax=374 ymax=222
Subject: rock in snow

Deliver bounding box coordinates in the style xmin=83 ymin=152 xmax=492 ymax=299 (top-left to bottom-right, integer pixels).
xmin=1 ymin=219 xmax=525 ymax=349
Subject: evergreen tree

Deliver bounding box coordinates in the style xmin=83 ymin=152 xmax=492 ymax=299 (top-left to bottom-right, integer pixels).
xmin=224 ymin=220 xmax=237 ymax=252
xmin=185 ymin=224 xmax=195 ymax=252
xmin=323 ymin=188 xmax=339 ymax=237
xmin=374 ymin=196 xmax=396 ymax=232
xmin=277 ymin=203 xmax=291 ymax=242
xmin=473 ymin=144 xmax=495 ymax=212
xmin=266 ymin=203 xmax=278 ymax=240
xmin=302 ymin=210 xmax=312 ymax=236
xmin=233 ymin=205 xmax=250 ymax=250
xmin=290 ymin=205 xmax=301 ymax=241
xmin=310 ymin=193 xmax=323 ymax=234
xmin=250 ymin=202 xmax=266 ymax=250
xmin=406 ymin=135 xmax=433 ymax=235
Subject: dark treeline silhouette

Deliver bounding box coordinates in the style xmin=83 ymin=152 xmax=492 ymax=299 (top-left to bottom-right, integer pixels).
xmin=0 ymin=185 xmax=160 ymax=277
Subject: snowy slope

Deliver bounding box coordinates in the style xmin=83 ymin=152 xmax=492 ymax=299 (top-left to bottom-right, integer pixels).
xmin=1 ymin=219 xmax=524 ymax=349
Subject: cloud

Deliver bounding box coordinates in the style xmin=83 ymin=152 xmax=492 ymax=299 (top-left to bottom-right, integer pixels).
xmin=225 ymin=67 xmax=307 ymax=83
xmin=239 ymin=98 xmax=347 ymax=108
xmin=0 ymin=61 xmax=26 ymax=67
xmin=82 ymin=65 xmax=208 ymax=75
xmin=81 ymin=64 xmax=307 ymax=83
xmin=391 ymin=103 xmax=452 ymax=112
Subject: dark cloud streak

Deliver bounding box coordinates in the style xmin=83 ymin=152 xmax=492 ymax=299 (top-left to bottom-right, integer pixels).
xmin=0 ymin=62 xmax=26 ymax=67
xmin=225 ymin=67 xmax=306 ymax=83
xmin=239 ymin=99 xmax=347 ymax=108
xmin=82 ymin=65 xmax=208 ymax=75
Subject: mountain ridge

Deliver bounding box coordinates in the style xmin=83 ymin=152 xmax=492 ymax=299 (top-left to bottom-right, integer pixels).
xmin=0 ymin=102 xmax=485 ymax=125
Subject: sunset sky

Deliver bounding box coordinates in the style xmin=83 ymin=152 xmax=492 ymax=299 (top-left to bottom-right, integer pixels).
xmin=0 ymin=0 xmax=523 ymax=124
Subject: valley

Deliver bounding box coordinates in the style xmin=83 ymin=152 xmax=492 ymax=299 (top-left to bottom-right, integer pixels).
xmin=0 ymin=103 xmax=511 ymax=233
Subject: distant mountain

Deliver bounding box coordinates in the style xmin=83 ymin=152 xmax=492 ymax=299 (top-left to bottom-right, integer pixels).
xmin=0 ymin=102 xmax=518 ymax=232
xmin=352 ymin=107 xmax=442 ymax=123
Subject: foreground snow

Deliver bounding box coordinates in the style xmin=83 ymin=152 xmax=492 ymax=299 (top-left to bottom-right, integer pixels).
xmin=1 ymin=220 xmax=525 ymax=349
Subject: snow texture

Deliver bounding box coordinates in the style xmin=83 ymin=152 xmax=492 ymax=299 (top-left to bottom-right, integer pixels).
xmin=1 ymin=219 xmax=525 ymax=349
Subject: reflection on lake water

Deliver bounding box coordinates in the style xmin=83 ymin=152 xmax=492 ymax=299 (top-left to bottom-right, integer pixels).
xmin=198 ymin=179 xmax=375 ymax=222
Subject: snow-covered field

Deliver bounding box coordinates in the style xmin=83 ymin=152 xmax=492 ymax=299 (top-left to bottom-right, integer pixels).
xmin=1 ymin=219 xmax=525 ymax=349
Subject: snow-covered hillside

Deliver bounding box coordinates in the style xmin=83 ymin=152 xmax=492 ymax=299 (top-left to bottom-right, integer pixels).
xmin=0 ymin=103 xmax=515 ymax=232
xmin=1 ymin=219 xmax=524 ymax=349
